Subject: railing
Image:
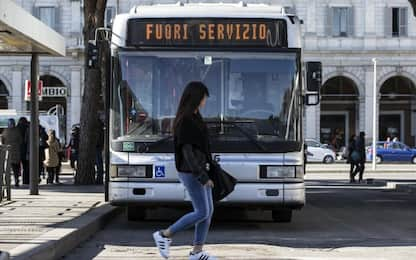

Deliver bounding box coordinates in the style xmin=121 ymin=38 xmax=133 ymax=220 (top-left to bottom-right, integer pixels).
xmin=0 ymin=145 xmax=11 ymax=202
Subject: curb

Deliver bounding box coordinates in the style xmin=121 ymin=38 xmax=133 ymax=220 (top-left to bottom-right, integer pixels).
xmin=306 ymin=171 xmax=416 ymax=175
xmin=0 ymin=251 xmax=9 ymax=260
xmin=9 ymin=203 xmax=122 ymax=260
xmin=393 ymin=184 xmax=416 ymax=193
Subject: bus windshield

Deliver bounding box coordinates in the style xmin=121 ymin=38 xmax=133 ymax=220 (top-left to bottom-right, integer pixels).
xmin=112 ymin=52 xmax=300 ymax=144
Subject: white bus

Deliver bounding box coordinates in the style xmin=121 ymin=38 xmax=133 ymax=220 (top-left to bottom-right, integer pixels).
xmin=108 ymin=2 xmax=321 ymax=222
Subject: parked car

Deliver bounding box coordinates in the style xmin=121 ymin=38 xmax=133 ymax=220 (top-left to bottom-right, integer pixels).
xmin=305 ymin=139 xmax=337 ymax=163
xmin=367 ymin=141 xmax=416 ymax=164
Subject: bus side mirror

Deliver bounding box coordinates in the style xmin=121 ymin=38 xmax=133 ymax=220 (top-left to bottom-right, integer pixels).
xmin=306 ymin=62 xmax=322 ymax=92
xmin=305 ymin=61 xmax=322 ymax=106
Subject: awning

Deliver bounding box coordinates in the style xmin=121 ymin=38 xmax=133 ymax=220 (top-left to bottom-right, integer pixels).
xmin=0 ymin=0 xmax=65 ymax=56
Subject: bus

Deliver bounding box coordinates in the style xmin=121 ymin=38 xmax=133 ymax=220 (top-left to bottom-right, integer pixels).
xmin=108 ymin=2 xmax=321 ymax=222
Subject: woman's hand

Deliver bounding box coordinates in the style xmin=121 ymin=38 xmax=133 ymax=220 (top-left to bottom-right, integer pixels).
xmin=205 ymin=179 xmax=214 ymax=188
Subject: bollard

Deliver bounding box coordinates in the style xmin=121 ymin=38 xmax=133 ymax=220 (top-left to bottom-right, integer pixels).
xmin=4 ymin=146 xmax=11 ymax=201
xmin=0 ymin=145 xmax=11 ymax=202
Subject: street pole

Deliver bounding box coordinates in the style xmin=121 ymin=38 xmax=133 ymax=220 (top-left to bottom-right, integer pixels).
xmin=30 ymin=53 xmax=39 ymax=195
xmin=372 ymin=58 xmax=377 ymax=171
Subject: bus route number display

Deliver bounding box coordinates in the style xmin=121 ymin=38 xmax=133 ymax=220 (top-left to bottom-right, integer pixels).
xmin=126 ymin=18 xmax=288 ymax=48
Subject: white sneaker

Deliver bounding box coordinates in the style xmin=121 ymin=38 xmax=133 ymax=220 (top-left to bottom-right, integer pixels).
xmin=189 ymin=251 xmax=217 ymax=260
xmin=153 ymin=231 xmax=171 ymax=259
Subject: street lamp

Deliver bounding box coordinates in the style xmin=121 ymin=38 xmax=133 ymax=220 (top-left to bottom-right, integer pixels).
xmin=372 ymin=58 xmax=377 ymax=171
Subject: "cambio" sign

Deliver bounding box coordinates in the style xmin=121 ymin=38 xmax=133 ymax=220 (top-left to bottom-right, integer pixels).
xmin=42 ymin=87 xmax=67 ymax=97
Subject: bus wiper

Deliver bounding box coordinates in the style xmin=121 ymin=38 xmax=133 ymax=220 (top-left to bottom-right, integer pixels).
xmin=138 ymin=135 xmax=173 ymax=153
xmin=207 ymin=120 xmax=268 ymax=152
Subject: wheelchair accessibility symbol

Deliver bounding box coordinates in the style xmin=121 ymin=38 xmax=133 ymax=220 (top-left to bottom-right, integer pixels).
xmin=155 ymin=166 xmax=166 ymax=178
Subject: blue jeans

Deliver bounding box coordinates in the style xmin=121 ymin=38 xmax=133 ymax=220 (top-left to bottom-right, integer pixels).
xmin=169 ymin=172 xmax=214 ymax=245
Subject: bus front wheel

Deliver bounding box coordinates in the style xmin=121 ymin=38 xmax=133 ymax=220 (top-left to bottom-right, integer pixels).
xmin=127 ymin=206 xmax=146 ymax=221
xmin=272 ymin=209 xmax=292 ymax=223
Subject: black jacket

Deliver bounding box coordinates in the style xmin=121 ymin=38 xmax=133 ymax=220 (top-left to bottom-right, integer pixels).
xmin=174 ymin=113 xmax=212 ymax=185
xmin=355 ymin=136 xmax=366 ymax=163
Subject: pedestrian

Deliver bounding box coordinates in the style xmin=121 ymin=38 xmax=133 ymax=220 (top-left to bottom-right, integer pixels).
xmin=347 ymin=134 xmax=359 ymax=183
xmin=384 ymin=137 xmax=391 ymax=149
xmin=354 ymin=131 xmax=366 ymax=183
xmin=56 ymin=137 xmax=64 ymax=184
xmin=2 ymin=119 xmax=23 ymax=187
xmin=44 ymin=130 xmax=60 ymax=184
xmin=68 ymin=125 xmax=80 ymax=171
xmin=39 ymin=125 xmax=48 ymax=181
xmin=153 ymin=81 xmax=216 ymax=260
xmin=95 ymin=118 xmax=104 ymax=184
xmin=17 ymin=117 xmax=29 ymax=185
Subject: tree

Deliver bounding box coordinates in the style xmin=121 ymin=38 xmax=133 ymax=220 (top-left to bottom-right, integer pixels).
xmin=75 ymin=0 xmax=108 ymax=184
xmin=410 ymin=0 xmax=416 ymax=17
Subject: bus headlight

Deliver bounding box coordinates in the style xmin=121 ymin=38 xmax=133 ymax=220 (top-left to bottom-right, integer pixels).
xmin=295 ymin=165 xmax=305 ymax=178
xmin=117 ymin=165 xmax=149 ymax=177
xmin=265 ymin=166 xmax=295 ymax=178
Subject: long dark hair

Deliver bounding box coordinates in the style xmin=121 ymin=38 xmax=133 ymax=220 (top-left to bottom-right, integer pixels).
xmin=173 ymin=81 xmax=209 ymax=133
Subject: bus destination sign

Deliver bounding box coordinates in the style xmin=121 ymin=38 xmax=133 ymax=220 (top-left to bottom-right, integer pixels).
xmin=126 ymin=18 xmax=288 ymax=48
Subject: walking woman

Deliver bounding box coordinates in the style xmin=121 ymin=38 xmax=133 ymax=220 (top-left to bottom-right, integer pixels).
xmin=44 ymin=130 xmax=60 ymax=184
xmin=153 ymin=81 xmax=216 ymax=260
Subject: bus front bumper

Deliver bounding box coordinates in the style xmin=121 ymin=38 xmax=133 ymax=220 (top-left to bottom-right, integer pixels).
xmin=109 ymin=181 xmax=305 ymax=209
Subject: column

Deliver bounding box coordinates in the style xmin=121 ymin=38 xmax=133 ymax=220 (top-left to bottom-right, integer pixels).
xmin=305 ymin=105 xmax=318 ymax=140
xmin=30 ymin=54 xmax=39 ymax=195
xmin=364 ymin=0 xmax=376 ymax=49
xmin=364 ymin=66 xmax=378 ymax=142
xmin=305 ymin=0 xmax=317 ymax=34
xmin=12 ymin=67 xmax=23 ymax=111
xmin=358 ymin=96 xmax=366 ymax=133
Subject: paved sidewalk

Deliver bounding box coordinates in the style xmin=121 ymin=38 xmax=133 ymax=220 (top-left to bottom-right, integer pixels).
xmin=306 ymin=163 xmax=416 ymax=173
xmin=0 ymin=166 xmax=118 ymax=259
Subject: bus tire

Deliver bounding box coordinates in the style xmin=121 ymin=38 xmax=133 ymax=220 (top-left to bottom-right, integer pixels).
xmin=127 ymin=206 xmax=146 ymax=221
xmin=272 ymin=209 xmax=292 ymax=223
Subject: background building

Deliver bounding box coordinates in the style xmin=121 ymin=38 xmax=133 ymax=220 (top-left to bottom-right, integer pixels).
xmin=2 ymin=0 xmax=416 ymax=147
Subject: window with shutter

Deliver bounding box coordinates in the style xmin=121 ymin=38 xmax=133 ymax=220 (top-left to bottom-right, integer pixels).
xmin=332 ymin=7 xmax=350 ymax=37
xmin=399 ymin=8 xmax=408 ymax=37
xmin=392 ymin=8 xmax=400 ymax=36
xmin=391 ymin=7 xmax=408 ymax=37
xmin=38 ymin=7 xmax=57 ymax=30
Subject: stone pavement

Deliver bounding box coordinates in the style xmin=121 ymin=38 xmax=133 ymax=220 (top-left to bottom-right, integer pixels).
xmin=0 ymin=165 xmax=117 ymax=259
xmin=306 ymin=163 xmax=416 ymax=192
xmin=306 ymin=163 xmax=416 ymax=173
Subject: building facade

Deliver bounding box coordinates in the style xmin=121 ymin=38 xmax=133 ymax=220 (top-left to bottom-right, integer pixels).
xmin=2 ymin=0 xmax=416 ymax=147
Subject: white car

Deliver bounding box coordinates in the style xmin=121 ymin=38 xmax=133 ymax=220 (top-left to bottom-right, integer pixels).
xmin=305 ymin=139 xmax=336 ymax=163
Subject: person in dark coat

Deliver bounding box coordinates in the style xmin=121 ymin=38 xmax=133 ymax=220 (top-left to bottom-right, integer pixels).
xmin=68 ymin=125 xmax=80 ymax=171
xmin=354 ymin=131 xmax=366 ymax=183
xmin=347 ymin=134 xmax=359 ymax=183
xmin=2 ymin=119 xmax=23 ymax=187
xmin=39 ymin=125 xmax=48 ymax=181
xmin=17 ymin=117 xmax=29 ymax=185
